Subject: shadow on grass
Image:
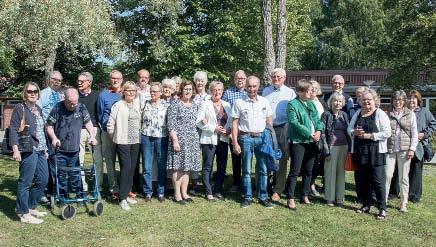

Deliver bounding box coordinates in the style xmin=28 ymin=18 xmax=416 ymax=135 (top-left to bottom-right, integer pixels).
xmin=0 ymin=176 xmax=18 ymax=220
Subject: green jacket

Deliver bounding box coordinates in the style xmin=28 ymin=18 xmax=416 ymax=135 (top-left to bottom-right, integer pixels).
xmin=287 ymin=98 xmax=324 ymax=143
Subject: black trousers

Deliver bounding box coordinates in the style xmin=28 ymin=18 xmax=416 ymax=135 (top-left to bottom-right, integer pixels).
xmin=201 ymin=141 xmax=229 ymax=196
xmin=354 ymin=154 xmax=386 ymax=210
xmin=116 ymin=144 xmax=140 ymax=200
xmin=229 ymin=142 xmax=242 ymax=187
xmin=409 ymin=156 xmax=423 ymax=202
xmin=287 ymin=142 xmax=317 ymax=199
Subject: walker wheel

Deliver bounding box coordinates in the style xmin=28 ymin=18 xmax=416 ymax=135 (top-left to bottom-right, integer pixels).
xmin=92 ymin=201 xmax=104 ymax=216
xmin=61 ymin=204 xmax=76 ymax=220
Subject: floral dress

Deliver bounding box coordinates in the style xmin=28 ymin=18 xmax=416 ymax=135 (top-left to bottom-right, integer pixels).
xmin=166 ymin=100 xmax=201 ymax=172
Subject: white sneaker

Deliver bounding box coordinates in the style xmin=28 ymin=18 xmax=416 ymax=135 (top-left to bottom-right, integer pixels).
xmin=120 ymin=200 xmax=131 ymax=211
xmin=19 ymin=213 xmax=43 ymax=224
xmin=29 ymin=209 xmax=48 ymax=218
xmin=126 ymin=197 xmax=138 ymax=205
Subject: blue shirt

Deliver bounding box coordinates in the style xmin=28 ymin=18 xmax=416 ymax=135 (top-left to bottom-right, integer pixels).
xmin=262 ymin=84 xmax=296 ymax=126
xmin=97 ymin=89 xmax=122 ymax=132
xmin=37 ymin=87 xmax=62 ymax=121
xmin=222 ymin=87 xmax=247 ymax=107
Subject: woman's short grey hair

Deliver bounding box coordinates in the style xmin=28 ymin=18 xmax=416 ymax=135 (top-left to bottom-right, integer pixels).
xmin=362 ymin=88 xmax=380 ymax=107
xmin=327 ymin=92 xmax=345 ymax=109
xmin=193 ymin=71 xmax=208 ymax=84
xmin=162 ymin=78 xmax=176 ymax=90
xmin=391 ymin=90 xmax=408 ymax=107
xmin=150 ymin=81 xmax=162 ymax=91
xmin=295 ymin=79 xmax=312 ymax=93
xmin=209 ymin=80 xmax=224 ymax=92
xmin=356 ymin=86 xmax=368 ymax=95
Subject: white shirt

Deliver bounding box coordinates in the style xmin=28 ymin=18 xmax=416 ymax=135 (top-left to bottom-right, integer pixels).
xmin=262 ymin=84 xmax=296 ymax=126
xmin=232 ymin=95 xmax=273 ymax=133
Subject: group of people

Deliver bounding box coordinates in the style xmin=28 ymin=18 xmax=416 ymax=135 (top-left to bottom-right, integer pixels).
xmin=8 ymin=68 xmax=435 ymax=224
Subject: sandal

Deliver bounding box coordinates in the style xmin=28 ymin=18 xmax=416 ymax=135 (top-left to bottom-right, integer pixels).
xmin=356 ymin=206 xmax=370 ymax=214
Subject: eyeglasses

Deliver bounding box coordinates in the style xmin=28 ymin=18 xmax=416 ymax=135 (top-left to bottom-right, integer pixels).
xmin=26 ymin=90 xmax=39 ymax=94
xmin=151 ymin=90 xmax=161 ymax=93
xmin=77 ymin=80 xmax=89 ymax=84
xmin=124 ymin=89 xmax=136 ymax=93
xmin=183 ymin=88 xmax=193 ymax=91
xmin=271 ymin=75 xmax=283 ymax=79
xmin=236 ymin=77 xmax=247 ymax=80
xmin=50 ymin=77 xmax=62 ymax=82
xmin=111 ymin=77 xmax=123 ymax=80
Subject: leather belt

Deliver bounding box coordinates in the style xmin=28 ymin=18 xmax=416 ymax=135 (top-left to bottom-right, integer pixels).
xmin=239 ymin=131 xmax=262 ymax=137
xmin=273 ymin=123 xmax=286 ymax=128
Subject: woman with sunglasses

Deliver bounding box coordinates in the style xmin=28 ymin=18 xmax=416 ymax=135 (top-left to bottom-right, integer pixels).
xmin=9 ymin=82 xmax=49 ymax=224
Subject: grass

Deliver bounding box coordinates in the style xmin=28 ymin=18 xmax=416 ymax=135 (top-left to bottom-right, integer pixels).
xmin=1 ymin=154 xmax=436 ymax=247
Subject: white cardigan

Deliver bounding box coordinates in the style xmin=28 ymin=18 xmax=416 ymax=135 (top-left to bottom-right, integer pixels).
xmin=347 ymin=108 xmax=391 ymax=153
xmin=196 ymin=99 xmax=232 ymax=145
xmin=107 ymin=98 xmax=141 ymax=144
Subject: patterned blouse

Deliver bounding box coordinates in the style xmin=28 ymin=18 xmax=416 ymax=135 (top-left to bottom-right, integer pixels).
xmin=141 ymin=100 xmax=169 ymax=138
xmin=127 ymin=105 xmax=141 ymax=144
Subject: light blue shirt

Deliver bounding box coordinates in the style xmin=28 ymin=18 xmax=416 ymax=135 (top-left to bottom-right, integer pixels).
xmin=37 ymin=87 xmax=62 ymax=121
xmin=262 ymin=84 xmax=296 ymax=126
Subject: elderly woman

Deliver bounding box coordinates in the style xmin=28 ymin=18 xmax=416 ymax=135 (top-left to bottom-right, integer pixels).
xmin=171 ymin=76 xmax=182 ymax=96
xmin=321 ymin=92 xmax=351 ymax=207
xmin=408 ymin=90 xmax=436 ymax=203
xmin=9 ymin=82 xmax=49 ymax=224
xmin=348 ymin=89 xmax=391 ymax=219
xmin=286 ymin=79 xmax=324 ymax=210
xmin=162 ymin=78 xmax=176 ymax=102
xmin=141 ymin=82 xmax=170 ymax=202
xmin=309 ymin=80 xmax=328 ymax=197
xmin=196 ymin=81 xmax=232 ymax=201
xmin=167 ymin=81 xmax=201 ymax=204
xmin=193 ymin=71 xmax=211 ymax=104
xmin=385 ymin=90 xmax=418 ymax=212
xmin=107 ymin=81 xmax=141 ymax=210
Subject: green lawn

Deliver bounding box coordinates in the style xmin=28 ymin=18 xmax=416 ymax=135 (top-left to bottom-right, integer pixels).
xmin=1 ymin=155 xmax=436 ymax=247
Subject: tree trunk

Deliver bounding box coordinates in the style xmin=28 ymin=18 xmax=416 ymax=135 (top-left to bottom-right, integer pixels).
xmin=275 ymin=0 xmax=287 ymax=69
xmin=44 ymin=49 xmax=57 ymax=86
xmin=262 ymin=0 xmax=275 ymax=86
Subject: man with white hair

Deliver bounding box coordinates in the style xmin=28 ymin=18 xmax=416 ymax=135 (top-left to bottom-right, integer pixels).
xmin=46 ymin=88 xmax=97 ymax=200
xmin=322 ymin=75 xmax=354 ymax=117
xmin=262 ymin=68 xmax=296 ymax=202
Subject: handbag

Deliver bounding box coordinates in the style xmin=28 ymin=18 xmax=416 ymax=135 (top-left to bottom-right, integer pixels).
xmin=423 ymin=142 xmax=434 ymax=162
xmin=344 ymin=153 xmax=356 ymax=171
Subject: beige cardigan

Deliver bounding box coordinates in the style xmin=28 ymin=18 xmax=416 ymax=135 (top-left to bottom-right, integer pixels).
xmin=107 ymin=98 xmax=141 ymax=144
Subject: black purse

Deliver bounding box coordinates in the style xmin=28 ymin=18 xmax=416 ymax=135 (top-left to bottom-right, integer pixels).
xmin=423 ymin=141 xmax=434 ymax=162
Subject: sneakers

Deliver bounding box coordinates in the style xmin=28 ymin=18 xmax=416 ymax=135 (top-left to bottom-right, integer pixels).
xmin=40 ymin=196 xmax=50 ymax=205
xmin=326 ymin=201 xmax=335 ymax=207
xmin=126 ymin=197 xmax=138 ymax=205
xmin=271 ymin=193 xmax=281 ymax=202
xmin=120 ymin=200 xmax=131 ymax=211
xmin=259 ymin=199 xmax=273 ymax=208
xmin=19 ymin=213 xmax=43 ymax=224
xmin=399 ymin=204 xmax=408 ymax=213
xmin=240 ymin=199 xmax=250 ymax=208
xmin=144 ymin=195 xmax=152 ymax=203
xmin=158 ymin=195 xmax=165 ymax=203
xmin=29 ymin=209 xmax=48 ymax=218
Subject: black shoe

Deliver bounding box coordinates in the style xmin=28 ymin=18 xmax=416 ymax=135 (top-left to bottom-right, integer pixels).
xmin=215 ymin=193 xmax=225 ymax=201
xmin=173 ymin=198 xmax=186 ymax=205
xmin=158 ymin=196 xmax=165 ymax=203
xmin=356 ymin=206 xmax=370 ymax=214
xmin=240 ymin=199 xmax=250 ymax=208
xmin=259 ymin=199 xmax=273 ymax=208
xmin=184 ymin=197 xmax=194 ymax=203
xmin=376 ymin=209 xmax=387 ymax=220
xmin=144 ymin=195 xmax=152 ymax=203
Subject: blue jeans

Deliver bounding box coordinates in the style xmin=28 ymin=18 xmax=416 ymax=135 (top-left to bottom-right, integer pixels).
xmin=201 ymin=141 xmax=228 ymax=196
xmin=141 ymin=135 xmax=168 ymax=197
xmin=239 ymin=135 xmax=268 ymax=201
xmin=56 ymin=151 xmax=83 ymax=199
xmin=16 ymin=151 xmax=48 ymax=214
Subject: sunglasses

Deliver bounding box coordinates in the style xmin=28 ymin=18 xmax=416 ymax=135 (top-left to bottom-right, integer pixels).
xmin=26 ymin=90 xmax=39 ymax=94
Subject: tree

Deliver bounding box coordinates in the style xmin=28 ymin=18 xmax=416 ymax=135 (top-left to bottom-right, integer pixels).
xmin=0 ymin=0 xmax=119 ymax=82
xmin=262 ymin=0 xmax=275 ymax=85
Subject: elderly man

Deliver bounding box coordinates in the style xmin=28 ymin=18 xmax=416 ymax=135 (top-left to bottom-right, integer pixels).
xmin=97 ymin=70 xmax=123 ymax=199
xmin=46 ymin=88 xmax=97 ymax=199
xmin=222 ymin=70 xmax=247 ymax=192
xmin=322 ymin=75 xmax=354 ymax=116
xmin=232 ymin=76 xmax=273 ymax=208
xmin=262 ymin=68 xmax=296 ymax=201
xmin=137 ymin=69 xmax=151 ymax=103
xmin=77 ymin=72 xmax=103 ymax=193
xmin=37 ymin=70 xmax=64 ymax=203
